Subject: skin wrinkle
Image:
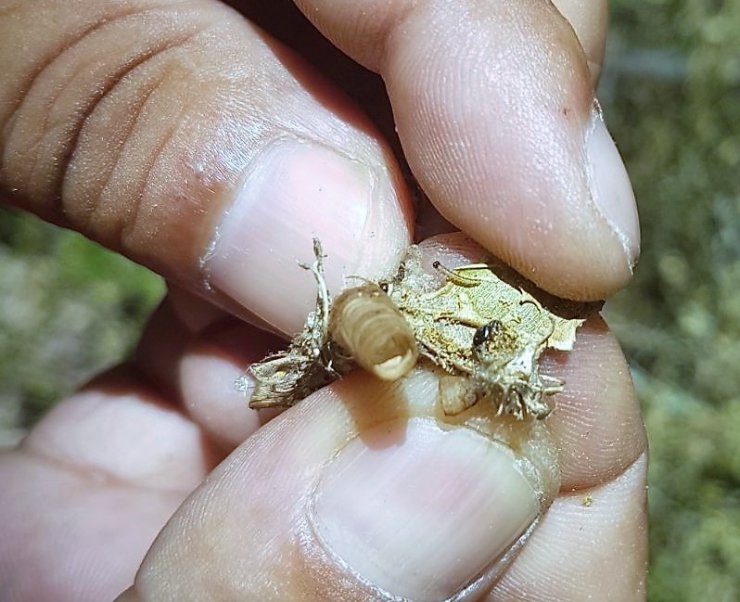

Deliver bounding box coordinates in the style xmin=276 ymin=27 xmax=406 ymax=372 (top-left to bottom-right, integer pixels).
xmin=0 ymin=4 xmax=142 ymax=138
xmin=57 ymin=27 xmax=205 ymax=220
xmin=18 ymin=443 xmax=196 ymax=496
xmin=3 ymin=21 xmax=207 ymax=223
xmin=0 ymin=1 xmax=204 ymax=160
xmin=79 ymin=69 xmax=171 ymax=233
xmin=113 ymin=77 xmax=192 ymax=252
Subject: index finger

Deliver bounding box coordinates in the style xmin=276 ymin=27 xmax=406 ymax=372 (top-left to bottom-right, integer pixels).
xmin=0 ymin=0 xmax=412 ymax=336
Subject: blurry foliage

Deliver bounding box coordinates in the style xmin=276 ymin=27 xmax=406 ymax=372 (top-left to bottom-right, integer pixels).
xmin=0 ymin=210 xmax=164 ymax=443
xmin=0 ymin=0 xmax=738 ymax=599
xmin=602 ymin=0 xmax=740 ymax=600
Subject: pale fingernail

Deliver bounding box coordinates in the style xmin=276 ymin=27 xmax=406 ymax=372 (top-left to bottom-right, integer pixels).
xmin=586 ymin=107 xmax=641 ymax=267
xmin=207 ymin=139 xmax=407 ymax=335
xmin=311 ymin=419 xmax=541 ymax=600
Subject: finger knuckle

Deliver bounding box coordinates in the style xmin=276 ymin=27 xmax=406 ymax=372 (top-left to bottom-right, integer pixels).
xmin=0 ymin=2 xmax=212 ymax=242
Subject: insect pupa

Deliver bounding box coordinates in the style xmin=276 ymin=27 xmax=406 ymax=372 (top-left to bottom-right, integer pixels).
xmin=329 ymin=283 xmax=418 ymax=381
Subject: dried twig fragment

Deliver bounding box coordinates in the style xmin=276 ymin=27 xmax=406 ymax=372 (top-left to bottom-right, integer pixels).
xmin=243 ymin=239 xmax=350 ymax=408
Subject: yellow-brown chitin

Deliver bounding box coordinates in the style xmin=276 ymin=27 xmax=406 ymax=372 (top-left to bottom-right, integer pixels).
xmin=330 ymin=284 xmax=418 ymax=381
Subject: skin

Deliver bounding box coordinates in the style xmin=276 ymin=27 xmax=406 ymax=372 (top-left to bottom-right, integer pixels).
xmin=0 ymin=1 xmax=647 ymax=600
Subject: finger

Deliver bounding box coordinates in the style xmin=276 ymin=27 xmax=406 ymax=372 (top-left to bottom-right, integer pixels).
xmin=542 ymin=316 xmax=647 ymax=491
xmin=122 ymin=371 xmax=560 ymax=601
xmin=551 ymin=0 xmax=608 ymax=84
xmin=122 ymin=329 xmax=644 ymax=600
xmin=0 ymin=0 xmax=412 ymax=335
xmin=135 ymin=294 xmax=285 ymax=448
xmin=293 ymin=0 xmax=639 ymax=300
xmin=20 ymin=365 xmax=217 ymax=492
xmin=176 ymin=322 xmax=285 ymax=446
xmin=489 ymin=454 xmax=648 ymax=600
xmin=0 ymin=366 xmax=214 ymax=601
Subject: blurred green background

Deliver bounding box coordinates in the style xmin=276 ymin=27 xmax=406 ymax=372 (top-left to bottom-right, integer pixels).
xmin=0 ymin=0 xmax=738 ymax=599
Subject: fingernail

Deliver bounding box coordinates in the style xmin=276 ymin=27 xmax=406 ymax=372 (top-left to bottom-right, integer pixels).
xmin=586 ymin=107 xmax=640 ymax=267
xmin=311 ymin=419 xmax=541 ymax=600
xmin=207 ymin=139 xmax=406 ymax=335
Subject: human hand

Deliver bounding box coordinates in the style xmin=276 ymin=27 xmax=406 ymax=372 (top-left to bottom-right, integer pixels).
xmin=0 ymin=1 xmax=646 ymax=600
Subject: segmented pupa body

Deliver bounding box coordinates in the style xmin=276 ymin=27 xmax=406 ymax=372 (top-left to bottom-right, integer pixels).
xmin=329 ymin=283 xmax=418 ymax=381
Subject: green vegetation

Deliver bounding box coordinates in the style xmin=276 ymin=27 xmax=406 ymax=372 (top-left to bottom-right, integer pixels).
xmin=0 ymin=211 xmax=164 ymax=442
xmin=604 ymin=1 xmax=740 ymax=599
xmin=0 ymin=0 xmax=737 ymax=599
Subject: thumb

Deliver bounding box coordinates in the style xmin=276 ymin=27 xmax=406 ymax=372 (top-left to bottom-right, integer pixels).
xmin=120 ymin=370 xmax=562 ymax=601
xmin=0 ymin=0 xmax=411 ymax=335
xmin=119 ymin=306 xmax=647 ymax=601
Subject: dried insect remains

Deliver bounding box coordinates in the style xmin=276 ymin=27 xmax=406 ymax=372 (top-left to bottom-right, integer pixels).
xmin=244 ymin=240 xmax=597 ymax=419
xmin=329 ymin=283 xmax=418 ymax=381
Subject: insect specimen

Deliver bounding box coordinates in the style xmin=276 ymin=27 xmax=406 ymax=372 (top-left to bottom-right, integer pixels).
xmin=244 ymin=240 xmax=598 ymax=419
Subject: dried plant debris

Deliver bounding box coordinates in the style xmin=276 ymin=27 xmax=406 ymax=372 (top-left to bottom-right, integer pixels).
xmin=245 ymin=241 xmax=600 ymax=419
xmin=245 ymin=239 xmax=352 ymax=408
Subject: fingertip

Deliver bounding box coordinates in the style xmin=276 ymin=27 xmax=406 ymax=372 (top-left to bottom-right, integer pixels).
xmin=134 ymin=293 xmax=284 ymax=448
xmin=300 ymin=0 xmax=636 ymax=300
xmin=21 ymin=365 xmax=213 ymax=492
xmin=542 ymin=315 xmax=647 ymax=489
xmin=178 ymin=321 xmax=283 ymax=447
xmin=383 ymin=1 xmax=637 ymax=300
xmin=126 ymin=370 xmax=562 ymax=601
xmin=206 ymin=139 xmax=412 ymax=335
